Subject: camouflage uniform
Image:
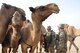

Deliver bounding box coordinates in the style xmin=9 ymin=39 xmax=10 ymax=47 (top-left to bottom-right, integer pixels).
xmin=56 ymin=24 xmax=67 ymax=53
xmin=44 ymin=30 xmax=55 ymax=53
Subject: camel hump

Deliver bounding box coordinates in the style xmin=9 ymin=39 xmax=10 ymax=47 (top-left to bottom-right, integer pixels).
xmin=22 ymin=20 xmax=32 ymax=29
xmin=23 ymin=20 xmax=31 ymax=25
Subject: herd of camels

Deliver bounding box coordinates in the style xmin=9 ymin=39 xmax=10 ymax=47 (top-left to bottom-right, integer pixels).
xmin=0 ymin=3 xmax=79 ymax=53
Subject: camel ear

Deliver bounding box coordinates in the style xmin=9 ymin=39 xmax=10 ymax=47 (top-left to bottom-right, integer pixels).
xmin=29 ymin=7 xmax=35 ymax=12
xmin=2 ymin=3 xmax=7 ymax=6
xmin=2 ymin=3 xmax=11 ymax=9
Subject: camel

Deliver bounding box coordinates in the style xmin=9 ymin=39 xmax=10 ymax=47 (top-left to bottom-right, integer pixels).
xmin=2 ymin=11 xmax=46 ymax=53
xmin=10 ymin=11 xmax=24 ymax=53
xmin=0 ymin=3 xmax=26 ymax=43
xmin=8 ymin=3 xmax=60 ymax=53
xmin=2 ymin=11 xmax=25 ymax=53
xmin=11 ymin=11 xmax=47 ymax=53
xmin=61 ymin=24 xmax=79 ymax=53
xmin=17 ymin=3 xmax=60 ymax=53
xmin=10 ymin=21 xmax=47 ymax=53
xmin=0 ymin=3 xmax=26 ymax=53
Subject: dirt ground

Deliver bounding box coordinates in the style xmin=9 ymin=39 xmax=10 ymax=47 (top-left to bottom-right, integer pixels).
xmin=0 ymin=37 xmax=80 ymax=53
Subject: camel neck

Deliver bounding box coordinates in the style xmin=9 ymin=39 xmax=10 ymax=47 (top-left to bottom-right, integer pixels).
xmin=32 ymin=20 xmax=42 ymax=33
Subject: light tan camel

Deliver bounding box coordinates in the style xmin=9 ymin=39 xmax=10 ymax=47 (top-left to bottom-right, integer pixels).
xmin=19 ymin=3 xmax=60 ymax=53
xmin=63 ymin=24 xmax=79 ymax=53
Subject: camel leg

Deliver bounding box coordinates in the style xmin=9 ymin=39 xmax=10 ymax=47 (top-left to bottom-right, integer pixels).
xmin=13 ymin=47 xmax=18 ymax=53
xmin=69 ymin=42 xmax=72 ymax=53
xmin=36 ymin=42 xmax=42 ymax=53
xmin=36 ymin=45 xmax=38 ymax=53
xmin=21 ymin=43 xmax=28 ymax=53
xmin=72 ymin=42 xmax=79 ymax=53
xmin=9 ymin=47 xmax=11 ymax=53
xmin=39 ymin=41 xmax=42 ymax=53
xmin=12 ymin=44 xmax=19 ymax=53
xmin=2 ymin=47 xmax=7 ymax=53
xmin=21 ymin=46 xmax=27 ymax=53
xmin=69 ymin=40 xmax=79 ymax=53
xmin=29 ymin=45 xmax=37 ymax=53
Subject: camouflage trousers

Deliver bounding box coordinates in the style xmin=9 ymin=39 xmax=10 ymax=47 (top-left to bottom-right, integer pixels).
xmin=56 ymin=47 xmax=67 ymax=53
xmin=48 ymin=42 xmax=55 ymax=53
xmin=44 ymin=41 xmax=55 ymax=53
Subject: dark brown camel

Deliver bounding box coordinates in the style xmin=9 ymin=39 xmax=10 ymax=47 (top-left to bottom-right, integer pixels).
xmin=0 ymin=3 xmax=26 ymax=43
xmin=2 ymin=11 xmax=26 ymax=53
xmin=0 ymin=3 xmax=26 ymax=53
xmin=19 ymin=3 xmax=60 ymax=53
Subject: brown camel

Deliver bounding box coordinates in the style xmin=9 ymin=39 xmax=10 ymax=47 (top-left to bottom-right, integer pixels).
xmin=0 ymin=3 xmax=26 ymax=43
xmin=9 ymin=3 xmax=59 ymax=53
xmin=10 ymin=11 xmax=24 ymax=53
xmin=4 ymin=11 xmax=46 ymax=53
xmin=0 ymin=3 xmax=26 ymax=53
xmin=10 ymin=14 xmax=47 ymax=53
xmin=2 ymin=11 xmax=25 ymax=53
xmin=18 ymin=3 xmax=60 ymax=53
xmin=61 ymin=24 xmax=79 ymax=53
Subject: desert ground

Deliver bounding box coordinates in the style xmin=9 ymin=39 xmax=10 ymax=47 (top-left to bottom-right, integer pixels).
xmin=0 ymin=37 xmax=80 ymax=53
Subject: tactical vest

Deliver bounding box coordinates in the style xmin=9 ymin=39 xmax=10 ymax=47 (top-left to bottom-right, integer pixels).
xmin=58 ymin=31 xmax=67 ymax=49
xmin=45 ymin=30 xmax=55 ymax=43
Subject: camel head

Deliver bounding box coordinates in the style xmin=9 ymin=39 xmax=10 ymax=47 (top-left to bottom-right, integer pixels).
xmin=12 ymin=11 xmax=23 ymax=28
xmin=64 ymin=24 xmax=69 ymax=28
xmin=1 ymin=3 xmax=26 ymax=21
xmin=29 ymin=3 xmax=60 ymax=22
xmin=63 ymin=24 xmax=69 ymax=31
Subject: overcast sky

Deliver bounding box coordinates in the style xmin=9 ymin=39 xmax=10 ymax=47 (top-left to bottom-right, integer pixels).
xmin=0 ymin=0 xmax=80 ymax=33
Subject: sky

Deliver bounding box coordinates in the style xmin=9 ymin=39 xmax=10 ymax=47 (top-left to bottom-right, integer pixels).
xmin=0 ymin=0 xmax=80 ymax=33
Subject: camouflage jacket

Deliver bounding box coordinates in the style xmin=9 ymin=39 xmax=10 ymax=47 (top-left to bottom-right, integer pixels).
xmin=58 ymin=31 xmax=67 ymax=49
xmin=45 ymin=30 xmax=55 ymax=43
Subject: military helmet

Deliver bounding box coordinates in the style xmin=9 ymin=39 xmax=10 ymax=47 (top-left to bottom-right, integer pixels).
xmin=58 ymin=24 xmax=64 ymax=29
xmin=47 ymin=26 xmax=51 ymax=30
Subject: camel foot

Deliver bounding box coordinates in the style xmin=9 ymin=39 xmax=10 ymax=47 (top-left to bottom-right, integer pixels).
xmin=77 ymin=48 xmax=79 ymax=53
xmin=39 ymin=52 xmax=42 ymax=53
